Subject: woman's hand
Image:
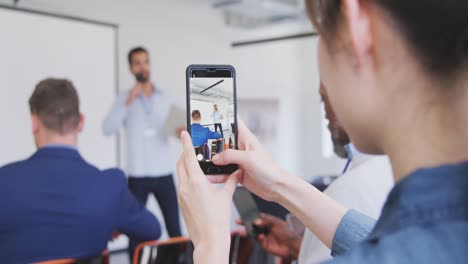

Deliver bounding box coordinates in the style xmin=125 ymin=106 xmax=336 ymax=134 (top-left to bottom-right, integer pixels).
xmin=211 ymin=119 xmax=287 ymax=202
xmin=211 ymin=120 xmax=348 ymax=251
xmin=177 ymin=131 xmax=239 ymax=263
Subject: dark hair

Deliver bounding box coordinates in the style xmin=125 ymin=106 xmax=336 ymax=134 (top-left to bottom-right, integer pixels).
xmin=29 ymin=78 xmax=80 ymax=134
xmin=307 ymin=0 xmax=468 ymax=78
xmin=192 ymin=110 xmax=201 ymax=119
xmin=128 ymin=47 xmax=149 ymax=66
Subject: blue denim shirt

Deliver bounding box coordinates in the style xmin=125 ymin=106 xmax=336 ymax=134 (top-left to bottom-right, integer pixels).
xmin=327 ymin=161 xmax=468 ymax=264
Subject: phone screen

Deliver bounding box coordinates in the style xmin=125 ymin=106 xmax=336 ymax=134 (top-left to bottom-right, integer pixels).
xmin=186 ymin=65 xmax=238 ymax=174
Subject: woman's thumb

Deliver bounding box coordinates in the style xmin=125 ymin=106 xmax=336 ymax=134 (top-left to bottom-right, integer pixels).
xmin=212 ymin=149 xmax=246 ymax=166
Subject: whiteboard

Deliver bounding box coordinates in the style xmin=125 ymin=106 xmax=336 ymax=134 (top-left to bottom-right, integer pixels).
xmin=0 ymin=7 xmax=118 ymax=169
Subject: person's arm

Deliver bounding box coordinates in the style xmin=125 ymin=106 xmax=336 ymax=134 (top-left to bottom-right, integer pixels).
xmin=211 ymin=120 xmax=349 ymax=250
xmin=209 ymin=129 xmax=222 ymax=139
xmin=273 ymin=179 xmax=376 ymax=254
xmin=176 ymin=121 xmax=374 ymax=263
xmin=114 ymin=172 xmax=162 ymax=241
xmin=272 ymin=173 xmax=349 ymax=250
xmin=102 ymin=92 xmax=129 ymax=136
xmin=177 ymin=132 xmax=239 ymax=264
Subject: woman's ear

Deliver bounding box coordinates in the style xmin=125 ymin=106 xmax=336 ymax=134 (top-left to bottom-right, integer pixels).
xmin=342 ymin=0 xmax=373 ymax=68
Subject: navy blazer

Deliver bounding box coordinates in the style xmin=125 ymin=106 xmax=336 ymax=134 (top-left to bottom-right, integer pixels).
xmin=191 ymin=123 xmax=222 ymax=147
xmin=0 ymin=147 xmax=161 ymax=263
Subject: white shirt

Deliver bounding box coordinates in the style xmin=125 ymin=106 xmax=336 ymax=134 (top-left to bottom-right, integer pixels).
xmin=211 ymin=111 xmax=222 ymax=124
xmin=102 ymin=88 xmax=173 ymax=177
xmin=298 ymin=155 xmax=394 ymax=263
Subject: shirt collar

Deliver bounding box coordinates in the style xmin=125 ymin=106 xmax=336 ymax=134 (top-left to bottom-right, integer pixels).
xmin=33 ymin=145 xmax=82 ymax=161
xmin=137 ymin=83 xmax=160 ymax=96
xmin=138 ymin=83 xmax=163 ymax=100
xmin=41 ymin=144 xmax=77 ymax=150
xmin=345 ymin=143 xmax=360 ymax=160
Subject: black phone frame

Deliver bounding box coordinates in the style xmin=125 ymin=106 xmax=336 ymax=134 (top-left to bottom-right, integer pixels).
xmin=186 ymin=64 xmax=239 ymax=175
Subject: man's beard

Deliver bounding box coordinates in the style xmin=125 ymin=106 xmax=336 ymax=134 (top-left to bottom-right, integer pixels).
xmin=135 ymin=73 xmax=149 ymax=83
xmin=334 ymin=144 xmax=349 ymax=159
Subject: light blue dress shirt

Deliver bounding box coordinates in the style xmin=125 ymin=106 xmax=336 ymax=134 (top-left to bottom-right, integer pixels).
xmin=41 ymin=144 xmax=77 ymax=150
xmin=211 ymin=111 xmax=222 ymax=124
xmin=102 ymin=88 xmax=173 ymax=177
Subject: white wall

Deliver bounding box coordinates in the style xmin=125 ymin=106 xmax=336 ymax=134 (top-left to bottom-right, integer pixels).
xmin=293 ymin=39 xmax=347 ymax=177
xmin=0 ymin=0 xmax=346 ymax=178
xmin=0 ymin=7 xmax=117 ymax=169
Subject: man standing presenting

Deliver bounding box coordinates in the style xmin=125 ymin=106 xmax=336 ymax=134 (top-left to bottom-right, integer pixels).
xmin=211 ymin=104 xmax=224 ymax=138
xmin=103 ymin=47 xmax=181 ymax=259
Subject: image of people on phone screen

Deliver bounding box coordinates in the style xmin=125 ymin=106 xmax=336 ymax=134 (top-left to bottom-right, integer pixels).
xmin=190 ymin=77 xmax=236 ymax=162
xmin=211 ymin=104 xmax=224 ymax=138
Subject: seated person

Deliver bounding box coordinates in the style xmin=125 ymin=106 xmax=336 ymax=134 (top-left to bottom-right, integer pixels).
xmin=253 ymin=84 xmax=393 ymax=263
xmin=191 ymin=110 xmax=222 ymax=148
xmin=0 ymin=78 xmax=162 ymax=263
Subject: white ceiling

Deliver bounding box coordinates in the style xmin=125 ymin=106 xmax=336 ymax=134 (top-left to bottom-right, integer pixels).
xmin=0 ymin=0 xmax=309 ymax=29
xmin=190 ymin=77 xmax=234 ymax=102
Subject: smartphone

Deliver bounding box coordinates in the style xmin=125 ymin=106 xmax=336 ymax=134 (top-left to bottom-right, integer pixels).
xmin=233 ymin=187 xmax=268 ymax=238
xmin=186 ymin=64 xmax=238 ymax=175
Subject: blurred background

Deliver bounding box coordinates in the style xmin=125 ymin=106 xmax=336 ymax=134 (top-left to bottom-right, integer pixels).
xmin=0 ymin=0 xmax=347 ymax=262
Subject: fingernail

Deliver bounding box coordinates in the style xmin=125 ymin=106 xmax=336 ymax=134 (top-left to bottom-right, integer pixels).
xmin=254 ymin=219 xmax=262 ymax=225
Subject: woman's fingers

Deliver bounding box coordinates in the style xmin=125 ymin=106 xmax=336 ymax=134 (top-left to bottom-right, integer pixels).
xmin=212 ymin=149 xmax=248 ymax=166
